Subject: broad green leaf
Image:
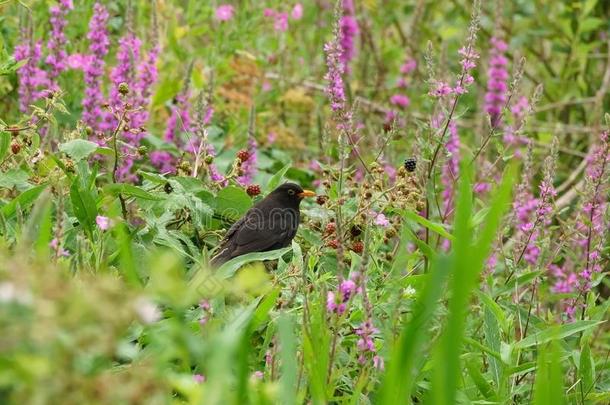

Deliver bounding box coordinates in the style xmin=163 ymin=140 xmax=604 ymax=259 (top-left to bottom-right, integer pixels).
xmin=579 ymin=339 xmax=595 ymax=393
xmin=279 ymin=313 xmax=297 ymax=405
xmin=267 ymin=163 xmax=291 ymax=191
xmin=70 ymin=178 xmax=97 ymax=238
xmin=0 ymin=169 xmax=30 ymax=189
xmin=114 ymin=221 xmax=142 ymax=286
xmin=1 ymin=184 xmax=47 ymax=218
xmin=465 ymin=357 xmax=494 ymax=400
xmin=515 ymin=320 xmax=604 ymax=349
xmin=378 ymin=255 xmax=451 ymax=404
xmin=430 ymin=162 xmax=516 ymax=405
xmin=402 ymin=209 xmax=454 ymax=241
xmin=533 ymin=340 xmax=564 ymax=405
xmin=104 ymin=183 xmax=164 ymax=201
xmin=215 ymin=247 xmax=292 ymax=279
xmin=215 ymin=186 xmax=252 ymax=220
xmin=59 ymin=139 xmax=99 ymax=162
xmin=0 ymin=131 xmax=9 ymax=161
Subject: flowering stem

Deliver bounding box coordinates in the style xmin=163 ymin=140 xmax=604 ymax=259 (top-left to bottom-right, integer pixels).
xmin=111 ymin=109 xmax=128 ymax=220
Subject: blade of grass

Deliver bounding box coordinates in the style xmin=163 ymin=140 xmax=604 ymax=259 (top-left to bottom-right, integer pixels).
xmin=430 ymin=162 xmax=517 ymax=404
xmin=279 ymin=313 xmax=297 ymax=405
xmin=377 ymin=254 xmax=451 ymax=404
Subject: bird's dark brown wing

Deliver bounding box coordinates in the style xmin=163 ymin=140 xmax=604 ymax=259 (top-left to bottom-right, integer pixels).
xmin=210 ymin=205 xmax=298 ymax=266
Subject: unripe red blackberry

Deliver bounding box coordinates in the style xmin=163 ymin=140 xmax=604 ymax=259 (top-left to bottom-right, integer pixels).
xmin=316 ymin=195 xmax=328 ymax=205
xmin=404 ymin=157 xmax=417 ymax=172
xmin=327 ymin=239 xmax=340 ymax=249
xmin=11 ymin=142 xmax=21 ymax=154
xmin=246 ymin=184 xmax=261 ymax=196
xmin=351 ymin=241 xmax=364 ymax=253
xmin=325 ymin=222 xmax=336 ymax=234
xmin=237 ymin=149 xmax=250 ymax=162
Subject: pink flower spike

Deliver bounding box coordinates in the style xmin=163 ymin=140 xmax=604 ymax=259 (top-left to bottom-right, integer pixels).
xmin=215 ymin=4 xmax=234 ymax=21
xmin=96 ymin=215 xmax=111 ymax=231
xmin=291 ymin=3 xmax=303 ymax=20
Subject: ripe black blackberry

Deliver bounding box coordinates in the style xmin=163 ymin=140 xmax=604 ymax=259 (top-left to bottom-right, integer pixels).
xmin=404 ymin=157 xmax=417 ymax=172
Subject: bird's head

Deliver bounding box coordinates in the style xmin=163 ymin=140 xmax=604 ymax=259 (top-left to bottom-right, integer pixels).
xmin=269 ymin=183 xmax=316 ymax=206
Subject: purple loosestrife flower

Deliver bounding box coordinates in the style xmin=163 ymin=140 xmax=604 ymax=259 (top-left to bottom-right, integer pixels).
xmin=96 ymin=215 xmax=111 ymax=230
xmin=110 ymin=33 xmax=142 ymax=114
xmin=237 ymin=137 xmax=258 ymax=186
xmin=453 ymin=45 xmax=479 ymax=95
xmin=83 ymin=2 xmax=110 ymax=133
xmin=130 ymin=42 xmax=160 ymax=142
xmin=442 ymin=122 xmax=460 ymax=217
xmin=339 ymin=0 xmax=358 ymax=74
xmin=327 ymin=273 xmax=359 ymax=315
xmin=291 ymin=3 xmax=303 ymax=20
xmin=324 ymin=28 xmax=347 ymax=112
xmin=485 ymin=37 xmax=509 ymax=128
xmin=264 ymin=9 xmax=289 ymax=32
xmin=355 ymin=320 xmax=381 ymax=368
xmin=389 ymin=94 xmax=410 ymax=108
xmin=215 ymin=4 xmax=234 ymax=21
xmin=14 ymin=40 xmax=50 ymax=113
xmin=564 ymin=132 xmax=610 ymax=317
xmin=45 ymin=0 xmax=73 ymax=90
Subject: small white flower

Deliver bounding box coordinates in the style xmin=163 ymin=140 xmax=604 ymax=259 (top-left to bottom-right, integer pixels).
xmin=403 ymin=286 xmax=417 ymax=298
xmin=134 ymin=297 xmax=161 ymax=324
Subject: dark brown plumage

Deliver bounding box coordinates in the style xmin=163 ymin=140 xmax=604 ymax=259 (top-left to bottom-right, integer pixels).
xmin=210 ymin=183 xmax=315 ymax=266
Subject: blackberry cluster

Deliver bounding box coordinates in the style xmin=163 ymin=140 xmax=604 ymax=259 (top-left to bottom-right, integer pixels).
xmin=404 ymin=157 xmax=417 ymax=172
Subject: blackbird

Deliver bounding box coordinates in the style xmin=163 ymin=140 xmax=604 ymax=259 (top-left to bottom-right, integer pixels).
xmin=210 ymin=183 xmax=316 ymax=266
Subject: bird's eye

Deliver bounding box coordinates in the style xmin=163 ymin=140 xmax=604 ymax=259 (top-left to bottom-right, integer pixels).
xmin=288 ymin=189 xmax=295 ymax=195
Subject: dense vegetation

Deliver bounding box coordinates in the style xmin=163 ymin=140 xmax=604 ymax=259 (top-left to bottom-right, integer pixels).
xmin=0 ymin=0 xmax=609 ymax=403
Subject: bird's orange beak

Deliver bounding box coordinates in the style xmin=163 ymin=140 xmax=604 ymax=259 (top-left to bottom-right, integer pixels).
xmin=298 ymin=190 xmax=316 ymax=198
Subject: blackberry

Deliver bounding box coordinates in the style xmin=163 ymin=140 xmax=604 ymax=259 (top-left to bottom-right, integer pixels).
xmin=237 ymin=149 xmax=250 ymax=162
xmin=351 ymin=240 xmax=364 ymax=254
xmin=164 ymin=182 xmax=173 ymax=194
xmin=246 ymin=184 xmax=261 ymax=196
xmin=350 ymin=224 xmax=363 ymax=238
xmin=404 ymin=157 xmax=417 ymax=172
xmin=316 ymin=195 xmax=328 ymax=205
xmin=325 ymin=222 xmax=336 ymax=234
xmin=11 ymin=142 xmax=21 ymax=154
xmin=327 ymin=239 xmax=340 ymax=249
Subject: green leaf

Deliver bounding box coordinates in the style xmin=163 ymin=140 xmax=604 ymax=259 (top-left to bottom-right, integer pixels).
xmin=579 ymin=339 xmax=595 ymax=393
xmin=215 ymin=186 xmax=252 ymax=220
xmin=465 ymin=357 xmax=495 ymax=400
xmin=430 ymin=162 xmax=516 ymax=405
xmin=515 ymin=320 xmax=604 ymax=349
xmin=0 ymin=131 xmax=9 ymax=161
xmin=250 ymin=288 xmax=280 ymax=331
xmin=267 ymin=163 xmax=291 ymax=191
xmin=533 ymin=340 xmax=564 ymax=405
xmin=0 ymin=169 xmax=30 ymax=189
xmin=1 ymin=184 xmax=47 ymax=219
xmin=378 ymin=255 xmax=451 ymax=404
xmin=215 ymin=247 xmax=292 ymax=279
xmin=278 ymin=313 xmax=297 ymax=405
xmin=402 ymin=209 xmax=454 ymax=241
xmin=104 ymin=183 xmax=164 ymax=201
xmin=113 ymin=222 xmax=142 ymax=286
xmin=59 ymin=139 xmax=99 ymax=162
xmin=70 ymin=178 xmax=98 ymax=238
